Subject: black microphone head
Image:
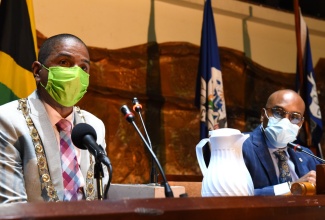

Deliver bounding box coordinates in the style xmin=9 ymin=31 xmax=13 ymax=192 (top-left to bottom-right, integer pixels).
xmin=287 ymin=142 xmax=302 ymax=152
xmin=132 ymin=97 xmax=139 ymax=105
xmin=71 ymin=123 xmax=97 ymax=150
xmin=132 ymin=97 xmax=142 ymax=112
xmin=120 ymin=105 xmax=135 ymax=123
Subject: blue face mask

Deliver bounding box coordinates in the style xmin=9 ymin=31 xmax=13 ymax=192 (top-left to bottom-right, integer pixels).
xmin=263 ymin=114 xmax=300 ymax=148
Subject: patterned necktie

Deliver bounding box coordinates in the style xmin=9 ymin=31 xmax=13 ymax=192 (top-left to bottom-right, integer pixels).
xmin=56 ymin=119 xmax=81 ymax=201
xmin=273 ymin=150 xmax=292 ymax=183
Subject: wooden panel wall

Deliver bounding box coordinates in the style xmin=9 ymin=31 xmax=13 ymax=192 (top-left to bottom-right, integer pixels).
xmin=36 ymin=32 xmax=325 ymax=184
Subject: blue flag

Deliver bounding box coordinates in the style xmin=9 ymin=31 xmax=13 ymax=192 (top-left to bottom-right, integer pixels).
xmin=195 ymin=0 xmax=227 ymax=140
xmin=295 ymin=11 xmax=323 ymax=155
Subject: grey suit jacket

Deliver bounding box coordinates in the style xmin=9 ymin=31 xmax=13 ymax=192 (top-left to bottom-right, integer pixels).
xmin=0 ymin=91 xmax=108 ymax=203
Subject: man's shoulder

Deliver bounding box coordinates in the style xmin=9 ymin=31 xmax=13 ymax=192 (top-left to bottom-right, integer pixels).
xmin=76 ymin=108 xmax=106 ymax=138
xmin=0 ymin=100 xmax=26 ymax=131
xmin=76 ymin=108 xmax=104 ymax=125
xmin=292 ymin=144 xmax=316 ymax=155
xmin=243 ymin=127 xmax=262 ymax=142
xmin=242 ymin=126 xmax=266 ymax=153
xmin=0 ymin=91 xmax=37 ymax=111
xmin=0 ymin=99 xmax=20 ymax=115
xmin=78 ymin=108 xmax=99 ymax=119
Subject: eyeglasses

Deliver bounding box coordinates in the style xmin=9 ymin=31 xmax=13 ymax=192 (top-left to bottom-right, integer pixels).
xmin=265 ymin=107 xmax=304 ymax=124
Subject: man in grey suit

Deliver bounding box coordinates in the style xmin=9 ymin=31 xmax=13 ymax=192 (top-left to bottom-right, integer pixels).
xmin=242 ymin=89 xmax=320 ymax=196
xmin=0 ymin=34 xmax=108 ymax=203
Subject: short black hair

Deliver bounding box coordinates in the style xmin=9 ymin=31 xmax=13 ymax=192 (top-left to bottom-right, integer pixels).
xmin=38 ymin=33 xmax=87 ymax=64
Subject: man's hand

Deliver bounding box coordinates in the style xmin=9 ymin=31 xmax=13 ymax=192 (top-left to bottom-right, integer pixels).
xmin=293 ymin=170 xmax=316 ymax=185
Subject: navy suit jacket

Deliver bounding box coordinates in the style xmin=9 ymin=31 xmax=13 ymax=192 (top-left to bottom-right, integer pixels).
xmin=242 ymin=126 xmax=320 ymax=195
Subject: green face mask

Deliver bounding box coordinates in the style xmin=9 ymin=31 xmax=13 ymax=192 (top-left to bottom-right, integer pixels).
xmin=41 ymin=65 xmax=89 ymax=107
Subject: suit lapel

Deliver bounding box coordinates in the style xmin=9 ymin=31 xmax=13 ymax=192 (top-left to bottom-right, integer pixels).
xmin=251 ymin=127 xmax=279 ymax=185
xmin=27 ymin=92 xmax=64 ymax=201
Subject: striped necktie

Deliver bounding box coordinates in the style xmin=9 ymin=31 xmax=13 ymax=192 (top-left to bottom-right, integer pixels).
xmin=56 ymin=119 xmax=81 ymax=201
xmin=274 ymin=150 xmax=292 ymax=183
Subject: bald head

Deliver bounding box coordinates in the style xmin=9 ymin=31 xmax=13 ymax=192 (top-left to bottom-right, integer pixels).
xmin=38 ymin=33 xmax=88 ymax=65
xmin=266 ymin=89 xmax=305 ymax=114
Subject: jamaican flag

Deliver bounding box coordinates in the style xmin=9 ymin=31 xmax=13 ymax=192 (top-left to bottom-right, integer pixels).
xmin=0 ymin=0 xmax=37 ymax=105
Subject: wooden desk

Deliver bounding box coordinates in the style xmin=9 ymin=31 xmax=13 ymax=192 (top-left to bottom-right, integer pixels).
xmin=1 ymin=195 xmax=325 ymax=220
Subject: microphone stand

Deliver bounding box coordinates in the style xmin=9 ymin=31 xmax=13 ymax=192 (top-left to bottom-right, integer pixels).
xmin=121 ymin=105 xmax=174 ymax=198
xmin=94 ymin=145 xmax=113 ymax=200
xmin=94 ymin=159 xmax=104 ymax=200
xmin=132 ymin=98 xmax=158 ymax=185
xmin=131 ymin=120 xmax=174 ymax=197
xmin=97 ymin=145 xmax=113 ymax=200
xmin=288 ymin=142 xmax=325 ymax=164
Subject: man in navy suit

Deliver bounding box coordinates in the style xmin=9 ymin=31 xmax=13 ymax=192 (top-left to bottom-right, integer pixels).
xmin=242 ymin=89 xmax=320 ymax=195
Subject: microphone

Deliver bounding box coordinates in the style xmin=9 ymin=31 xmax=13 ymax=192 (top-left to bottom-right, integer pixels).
xmin=132 ymin=97 xmax=157 ymax=184
xmin=121 ymin=104 xmax=135 ymax=123
xmin=132 ymin=97 xmax=143 ymax=113
xmin=120 ymin=105 xmax=150 ymax=149
xmin=287 ymin=142 xmax=325 ymax=164
xmin=71 ymin=123 xmax=111 ymax=167
xmin=120 ymin=104 xmax=174 ymax=198
xmin=71 ymin=123 xmax=113 ymax=200
xmin=132 ymin=98 xmax=152 ymax=147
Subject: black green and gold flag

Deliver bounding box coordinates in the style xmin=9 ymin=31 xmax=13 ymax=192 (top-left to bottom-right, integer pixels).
xmin=0 ymin=0 xmax=37 ymax=105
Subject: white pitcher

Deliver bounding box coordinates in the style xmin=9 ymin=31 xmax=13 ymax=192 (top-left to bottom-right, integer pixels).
xmin=196 ymin=128 xmax=254 ymax=197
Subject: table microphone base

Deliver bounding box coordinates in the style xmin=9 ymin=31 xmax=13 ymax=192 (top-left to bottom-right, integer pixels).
xmin=108 ymin=184 xmax=185 ymax=200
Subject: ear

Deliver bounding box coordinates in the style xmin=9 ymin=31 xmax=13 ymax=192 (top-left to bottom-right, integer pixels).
xmin=260 ymin=108 xmax=265 ymax=122
xmin=260 ymin=108 xmax=268 ymax=129
xmin=298 ymin=118 xmax=305 ymax=130
xmin=32 ymin=61 xmax=42 ymax=80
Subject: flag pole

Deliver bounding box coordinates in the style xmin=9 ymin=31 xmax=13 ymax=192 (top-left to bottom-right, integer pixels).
xmin=294 ymin=0 xmax=303 ymax=92
xmin=294 ymin=0 xmax=314 ymax=151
